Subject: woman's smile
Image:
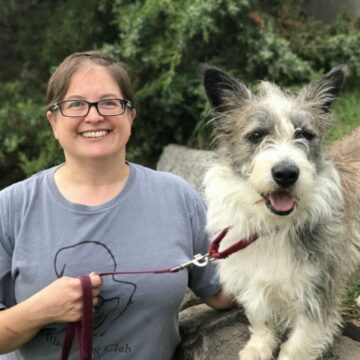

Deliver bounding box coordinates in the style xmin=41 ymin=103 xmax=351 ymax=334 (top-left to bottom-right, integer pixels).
xmin=80 ymin=129 xmax=112 ymax=138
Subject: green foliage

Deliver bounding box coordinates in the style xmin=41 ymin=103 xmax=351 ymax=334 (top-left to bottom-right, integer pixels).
xmin=0 ymin=101 xmax=63 ymax=188
xmin=103 ymin=0 xmax=360 ymax=164
xmin=0 ymin=0 xmax=116 ymax=187
xmin=326 ymin=87 xmax=360 ymax=143
xmin=347 ymin=277 xmax=360 ymax=302
xmin=105 ymin=0 xmax=257 ymax=164
xmin=0 ymin=0 xmax=359 ymax=187
xmin=288 ymin=15 xmax=360 ymax=80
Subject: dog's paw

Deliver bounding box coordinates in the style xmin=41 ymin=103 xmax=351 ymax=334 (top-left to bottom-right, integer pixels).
xmin=276 ymin=354 xmax=291 ymax=360
xmin=277 ymin=348 xmax=308 ymax=360
xmin=277 ymin=353 xmax=302 ymax=360
xmin=239 ymin=346 xmax=272 ymax=360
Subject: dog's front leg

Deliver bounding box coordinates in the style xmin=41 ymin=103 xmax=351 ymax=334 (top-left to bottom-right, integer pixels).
xmin=239 ymin=317 xmax=278 ymax=360
xmin=277 ymin=315 xmax=338 ymax=360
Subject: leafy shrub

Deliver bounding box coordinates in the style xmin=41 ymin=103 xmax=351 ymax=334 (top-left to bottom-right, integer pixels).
xmin=0 ymin=0 xmax=359 ymax=187
xmin=103 ymin=0 xmax=360 ymax=164
xmin=0 ymin=0 xmax=115 ymax=187
xmin=0 ymin=100 xmax=63 ymax=188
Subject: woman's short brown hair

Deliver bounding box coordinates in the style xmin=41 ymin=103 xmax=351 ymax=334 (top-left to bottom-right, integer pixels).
xmin=46 ymin=51 xmax=135 ymax=110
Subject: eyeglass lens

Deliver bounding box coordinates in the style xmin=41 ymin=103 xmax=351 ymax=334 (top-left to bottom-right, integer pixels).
xmin=61 ymin=99 xmax=125 ymax=117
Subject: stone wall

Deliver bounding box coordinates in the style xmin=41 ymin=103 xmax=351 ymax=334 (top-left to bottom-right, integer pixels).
xmin=157 ymin=144 xmax=360 ymax=359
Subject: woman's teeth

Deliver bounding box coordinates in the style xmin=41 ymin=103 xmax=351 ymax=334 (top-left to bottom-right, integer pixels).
xmin=81 ymin=130 xmax=109 ymax=138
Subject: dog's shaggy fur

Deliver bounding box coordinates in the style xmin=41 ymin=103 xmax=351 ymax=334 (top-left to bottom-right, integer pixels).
xmin=202 ymin=65 xmax=360 ymax=360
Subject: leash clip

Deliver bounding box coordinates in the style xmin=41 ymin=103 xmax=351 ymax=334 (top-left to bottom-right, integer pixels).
xmin=170 ymin=253 xmax=211 ymax=272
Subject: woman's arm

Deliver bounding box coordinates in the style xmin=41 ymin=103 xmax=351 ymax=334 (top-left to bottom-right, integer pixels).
xmin=202 ymin=285 xmax=236 ymax=310
xmin=0 ymin=273 xmax=101 ymax=354
xmin=0 ymin=296 xmax=44 ymax=353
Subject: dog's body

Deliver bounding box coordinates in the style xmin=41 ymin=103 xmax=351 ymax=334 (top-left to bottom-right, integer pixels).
xmin=202 ymin=66 xmax=360 ymax=360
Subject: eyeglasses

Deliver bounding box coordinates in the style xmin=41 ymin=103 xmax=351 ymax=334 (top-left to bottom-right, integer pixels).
xmin=49 ymin=99 xmax=133 ymax=117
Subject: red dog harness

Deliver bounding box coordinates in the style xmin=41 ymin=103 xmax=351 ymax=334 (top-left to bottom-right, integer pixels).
xmin=60 ymin=227 xmax=258 ymax=360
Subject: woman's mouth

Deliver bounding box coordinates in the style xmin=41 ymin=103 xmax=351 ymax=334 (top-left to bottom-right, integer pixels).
xmin=80 ymin=130 xmax=111 ymax=138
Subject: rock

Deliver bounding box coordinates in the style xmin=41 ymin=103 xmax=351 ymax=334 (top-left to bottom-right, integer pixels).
xmin=157 ymin=144 xmax=215 ymax=197
xmin=180 ymin=289 xmax=202 ymax=311
xmin=175 ymin=304 xmax=360 ymax=360
xmin=157 ymin=144 xmax=360 ymax=359
xmin=175 ymin=305 xmax=249 ymax=360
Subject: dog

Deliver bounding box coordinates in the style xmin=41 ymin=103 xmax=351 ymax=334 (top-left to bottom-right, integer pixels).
xmin=201 ymin=65 xmax=360 ymax=360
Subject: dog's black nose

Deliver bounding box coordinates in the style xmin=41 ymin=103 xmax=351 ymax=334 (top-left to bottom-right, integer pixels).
xmin=272 ymin=163 xmax=299 ymax=187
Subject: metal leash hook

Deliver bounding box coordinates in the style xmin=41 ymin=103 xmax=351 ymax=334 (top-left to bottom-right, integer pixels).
xmin=170 ymin=253 xmax=211 ymax=272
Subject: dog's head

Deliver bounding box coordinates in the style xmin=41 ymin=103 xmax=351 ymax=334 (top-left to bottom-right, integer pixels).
xmin=202 ymin=65 xmax=345 ymax=218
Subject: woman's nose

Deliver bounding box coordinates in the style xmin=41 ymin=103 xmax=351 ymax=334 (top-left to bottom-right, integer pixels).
xmin=85 ymin=103 xmax=104 ymax=121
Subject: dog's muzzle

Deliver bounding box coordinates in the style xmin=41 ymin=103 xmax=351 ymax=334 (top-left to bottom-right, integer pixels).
xmin=262 ymin=162 xmax=299 ymax=216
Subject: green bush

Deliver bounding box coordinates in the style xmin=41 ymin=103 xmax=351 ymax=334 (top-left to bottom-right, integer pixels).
xmin=327 ymin=87 xmax=360 ymax=143
xmin=0 ymin=0 xmax=116 ymax=187
xmin=0 ymin=100 xmax=63 ymax=189
xmin=103 ymin=0 xmax=360 ymax=165
xmin=0 ymin=0 xmax=359 ymax=187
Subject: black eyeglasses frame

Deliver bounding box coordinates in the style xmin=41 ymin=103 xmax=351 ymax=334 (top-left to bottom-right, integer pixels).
xmin=49 ymin=98 xmax=133 ymax=117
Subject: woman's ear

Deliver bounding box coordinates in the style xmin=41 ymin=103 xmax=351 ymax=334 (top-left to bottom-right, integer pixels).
xmin=130 ymin=108 xmax=136 ymax=123
xmin=47 ymin=110 xmax=58 ymax=139
xmin=128 ymin=109 xmax=136 ymax=136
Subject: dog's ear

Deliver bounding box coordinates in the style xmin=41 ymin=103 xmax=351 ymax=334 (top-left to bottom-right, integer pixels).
xmin=201 ymin=64 xmax=250 ymax=111
xmin=301 ymin=66 xmax=346 ymax=113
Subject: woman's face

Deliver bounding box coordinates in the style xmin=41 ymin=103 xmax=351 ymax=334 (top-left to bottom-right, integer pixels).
xmin=47 ymin=64 xmax=136 ymax=164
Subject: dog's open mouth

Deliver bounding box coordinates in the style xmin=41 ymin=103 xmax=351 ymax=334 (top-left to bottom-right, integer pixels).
xmin=263 ymin=191 xmax=296 ymax=216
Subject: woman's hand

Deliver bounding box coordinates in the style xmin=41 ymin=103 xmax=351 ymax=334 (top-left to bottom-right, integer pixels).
xmin=31 ymin=272 xmax=102 ymax=324
xmin=0 ymin=273 xmax=102 ymax=354
xmin=202 ymin=285 xmax=236 ymax=310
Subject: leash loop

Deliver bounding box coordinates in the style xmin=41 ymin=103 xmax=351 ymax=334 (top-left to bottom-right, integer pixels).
xmin=61 ymin=275 xmax=93 ymax=360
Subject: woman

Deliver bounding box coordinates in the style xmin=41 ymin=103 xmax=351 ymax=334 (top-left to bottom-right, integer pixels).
xmin=0 ymin=51 xmax=233 ymax=359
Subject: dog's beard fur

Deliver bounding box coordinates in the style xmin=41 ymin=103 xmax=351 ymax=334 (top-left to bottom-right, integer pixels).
xmin=202 ymin=65 xmax=360 ymax=360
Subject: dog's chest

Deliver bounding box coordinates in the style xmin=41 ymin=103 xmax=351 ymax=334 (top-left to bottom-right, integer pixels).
xmin=218 ymin=234 xmax=317 ymax=302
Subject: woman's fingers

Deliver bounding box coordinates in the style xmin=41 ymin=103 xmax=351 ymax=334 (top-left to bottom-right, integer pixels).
xmin=89 ymin=272 xmax=103 ymax=287
xmin=31 ymin=273 xmax=103 ymax=324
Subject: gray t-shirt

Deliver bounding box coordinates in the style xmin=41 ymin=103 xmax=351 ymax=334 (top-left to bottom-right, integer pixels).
xmin=0 ymin=163 xmax=220 ymax=359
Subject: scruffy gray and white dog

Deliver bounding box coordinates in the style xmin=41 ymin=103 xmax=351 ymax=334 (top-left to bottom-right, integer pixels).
xmin=202 ymin=65 xmax=360 ymax=360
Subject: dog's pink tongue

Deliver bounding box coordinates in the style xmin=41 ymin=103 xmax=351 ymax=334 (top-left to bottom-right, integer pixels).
xmin=269 ymin=191 xmax=295 ymax=212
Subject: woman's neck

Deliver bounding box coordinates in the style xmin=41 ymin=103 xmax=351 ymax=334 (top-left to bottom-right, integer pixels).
xmin=54 ymin=159 xmax=130 ymax=206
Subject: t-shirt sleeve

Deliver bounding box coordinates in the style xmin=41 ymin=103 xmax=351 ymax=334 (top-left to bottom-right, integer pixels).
xmin=0 ymin=190 xmax=15 ymax=310
xmin=187 ymin=195 xmax=221 ymax=298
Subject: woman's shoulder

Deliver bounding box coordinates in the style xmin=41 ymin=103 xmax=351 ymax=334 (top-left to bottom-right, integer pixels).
xmin=0 ymin=167 xmax=56 ymax=201
xmin=130 ymin=162 xmax=197 ymax=193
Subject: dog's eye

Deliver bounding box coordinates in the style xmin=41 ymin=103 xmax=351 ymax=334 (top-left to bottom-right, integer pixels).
xmin=246 ymin=130 xmax=267 ymax=144
xmin=294 ymin=129 xmax=315 ymax=141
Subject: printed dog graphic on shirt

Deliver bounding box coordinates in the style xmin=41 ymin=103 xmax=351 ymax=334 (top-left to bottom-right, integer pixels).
xmin=54 ymin=241 xmax=136 ymax=336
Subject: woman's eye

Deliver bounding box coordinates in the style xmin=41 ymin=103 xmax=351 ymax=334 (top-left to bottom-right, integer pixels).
xmin=246 ymin=130 xmax=267 ymax=144
xmin=67 ymin=101 xmax=85 ymax=109
xmin=101 ymin=100 xmax=117 ymax=107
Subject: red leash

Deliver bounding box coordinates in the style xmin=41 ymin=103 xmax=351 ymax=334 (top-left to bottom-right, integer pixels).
xmin=208 ymin=227 xmax=258 ymax=259
xmin=60 ymin=228 xmax=258 ymax=359
xmin=61 ymin=276 xmax=93 ymax=360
